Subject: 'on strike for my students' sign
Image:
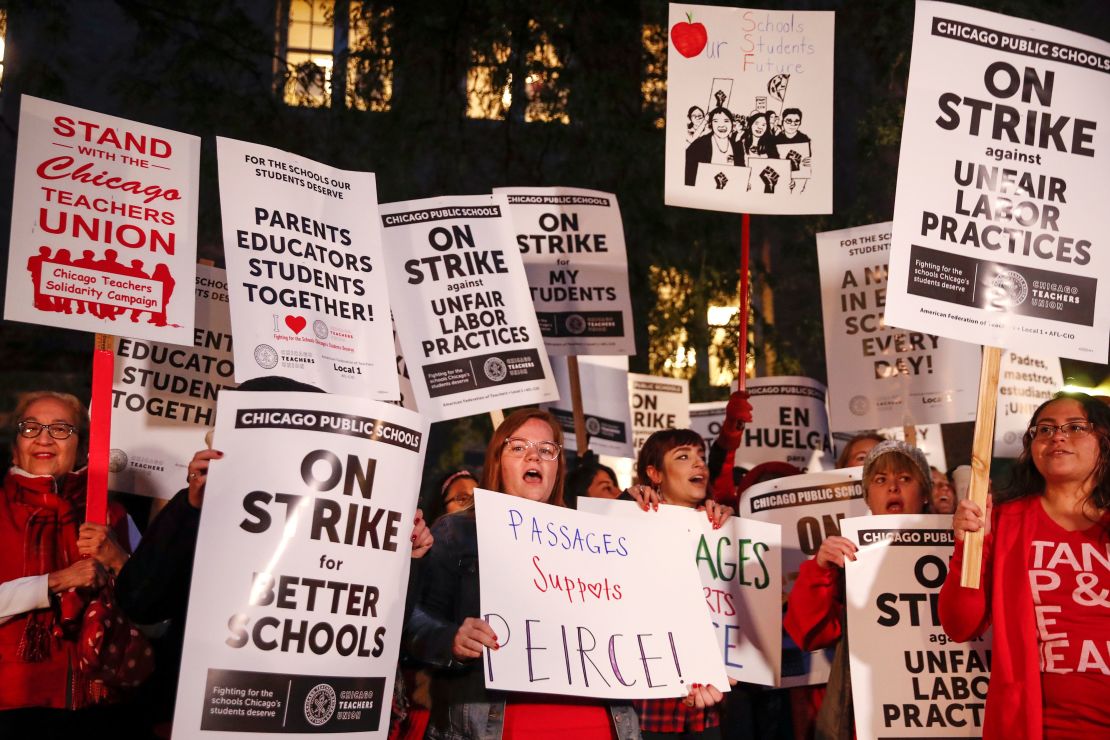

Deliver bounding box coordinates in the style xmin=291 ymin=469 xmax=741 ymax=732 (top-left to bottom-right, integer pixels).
xmin=887 ymin=1 xmax=1110 ymax=362
xmin=475 ymin=489 xmax=728 ymax=699
xmin=218 ymin=137 xmax=398 ymax=396
xmin=379 ymin=195 xmax=557 ymax=421
xmin=5 ymin=96 xmax=200 ymax=343
xmin=173 ymin=391 xmax=427 ymax=739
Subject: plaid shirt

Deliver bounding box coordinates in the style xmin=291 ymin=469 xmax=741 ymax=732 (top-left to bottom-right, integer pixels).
xmin=633 ymin=697 xmax=721 ymax=733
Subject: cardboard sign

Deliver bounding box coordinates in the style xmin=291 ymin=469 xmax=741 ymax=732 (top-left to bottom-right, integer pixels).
xmin=739 ymin=470 xmax=868 ymax=686
xmin=5 ymin=96 xmax=200 ymax=342
xmin=173 ymin=391 xmax=427 ymax=738
xmin=545 ymin=356 xmax=634 ymax=458
xmin=875 ymin=425 xmax=948 ymax=473
xmin=735 ymin=377 xmax=834 ymax=472
xmin=580 ymin=498 xmax=783 ymax=686
xmin=495 ymin=187 xmax=636 ymax=356
xmin=109 ymin=265 xmax=235 ymax=499
xmin=887 ymin=1 xmax=1110 ymax=362
xmin=217 ymin=137 xmax=398 ymax=396
xmin=474 ymin=489 xmax=728 ymax=698
xmin=842 ymin=515 xmax=992 ymax=739
xmin=689 ymin=401 xmax=727 ymax=457
xmin=664 ymin=4 xmax=834 ymax=214
xmin=993 ymin=350 xmax=1063 ymax=457
xmin=378 ymin=195 xmax=558 ymax=421
xmin=816 ymin=222 xmax=981 ymax=430
xmin=628 ymin=373 xmax=691 ymax=458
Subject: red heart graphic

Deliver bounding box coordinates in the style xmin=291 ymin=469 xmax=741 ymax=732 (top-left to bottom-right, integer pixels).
xmin=587 ymin=582 xmax=603 ymax=599
xmin=285 ymin=315 xmax=307 ymax=334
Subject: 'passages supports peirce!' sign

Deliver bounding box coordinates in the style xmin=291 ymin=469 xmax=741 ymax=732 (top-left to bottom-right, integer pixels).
xmin=887 ymin=1 xmax=1110 ymax=362
xmin=5 ymin=96 xmax=200 ymax=343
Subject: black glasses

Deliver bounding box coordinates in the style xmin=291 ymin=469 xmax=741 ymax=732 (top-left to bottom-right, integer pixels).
xmin=502 ymin=438 xmax=561 ymax=461
xmin=1027 ymin=421 xmax=1095 ymax=440
xmin=17 ymin=421 xmax=78 ymax=440
xmin=783 ymin=118 xmax=801 ymax=125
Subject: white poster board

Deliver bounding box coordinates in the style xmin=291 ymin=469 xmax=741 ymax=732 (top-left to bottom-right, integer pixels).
xmin=173 ymin=391 xmax=427 ymax=738
xmin=378 ymin=195 xmax=558 ymax=421
xmin=495 ymin=187 xmax=636 ymax=356
xmin=739 ymin=470 xmax=868 ymax=686
xmin=545 ymin=356 xmax=634 ymax=458
xmin=875 ymin=424 xmax=948 ymax=473
xmin=689 ymin=401 xmax=727 ymax=456
xmin=109 ymin=264 xmax=235 ymax=499
xmin=842 ymin=515 xmax=991 ymax=739
xmin=217 ymin=137 xmax=398 ymax=396
xmin=735 ymin=377 xmax=834 ymax=472
xmin=817 ymin=222 xmax=981 ymax=430
xmin=664 ymin=4 xmax=835 ymax=214
xmin=474 ymin=489 xmax=728 ymax=698
xmin=580 ymin=498 xmax=783 ymax=686
xmin=629 ymin=373 xmax=691 ymax=458
xmin=5 ymin=96 xmax=200 ymax=343
xmin=887 ymin=1 xmax=1110 ymax=362
xmin=994 ymin=350 xmax=1063 ymax=457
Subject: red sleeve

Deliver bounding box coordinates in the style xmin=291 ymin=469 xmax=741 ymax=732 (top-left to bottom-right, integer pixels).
xmin=938 ymin=535 xmax=993 ymax=642
xmin=784 ymin=558 xmax=844 ymax=651
xmin=107 ymin=501 xmax=132 ymax=554
xmin=711 ymin=448 xmax=736 ymax=505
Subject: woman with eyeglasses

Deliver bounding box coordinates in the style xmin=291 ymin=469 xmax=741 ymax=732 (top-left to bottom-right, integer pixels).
xmin=404 ymin=408 xmax=640 ymax=739
xmin=0 ymin=391 xmax=132 ymax=725
xmin=939 ymin=391 xmax=1110 ymax=738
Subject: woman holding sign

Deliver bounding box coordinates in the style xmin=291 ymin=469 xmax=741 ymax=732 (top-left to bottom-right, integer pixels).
xmin=940 ymin=392 xmax=1110 ymax=738
xmin=404 ymin=408 xmax=640 ymax=740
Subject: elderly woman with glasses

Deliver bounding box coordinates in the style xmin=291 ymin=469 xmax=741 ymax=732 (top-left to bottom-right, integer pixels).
xmin=404 ymin=408 xmax=640 ymax=740
xmin=940 ymin=391 xmax=1110 ymax=738
xmin=0 ymin=391 xmax=131 ymax=719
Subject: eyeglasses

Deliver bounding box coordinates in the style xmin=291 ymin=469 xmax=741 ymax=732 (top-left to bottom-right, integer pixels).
xmin=1027 ymin=421 xmax=1095 ymax=440
xmin=783 ymin=118 xmax=801 ymax=125
xmin=502 ymin=438 xmax=561 ymax=461
xmin=17 ymin=421 xmax=78 ymax=440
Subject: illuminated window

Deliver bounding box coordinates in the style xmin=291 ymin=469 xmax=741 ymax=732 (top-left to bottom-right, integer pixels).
xmin=707 ymin=305 xmax=739 ymax=386
xmin=642 ymin=23 xmax=667 ymax=129
xmin=466 ymin=19 xmax=569 ymax=124
xmin=281 ymin=0 xmax=392 ymax=111
xmin=648 ymin=266 xmax=696 ymax=380
xmin=0 ymin=10 xmax=8 ymax=92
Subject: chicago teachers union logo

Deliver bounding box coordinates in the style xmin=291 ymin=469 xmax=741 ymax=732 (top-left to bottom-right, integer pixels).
xmin=304 ymin=683 xmax=336 ymax=727
xmin=990 ymin=270 xmax=1028 ymax=307
xmin=254 ymin=344 xmax=279 ymax=369
xmin=483 ymin=357 xmax=507 ymax=382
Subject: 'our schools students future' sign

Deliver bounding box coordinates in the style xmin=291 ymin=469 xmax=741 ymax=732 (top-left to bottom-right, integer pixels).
xmin=887 ymin=1 xmax=1110 ymax=362
xmin=5 ymin=96 xmax=200 ymax=343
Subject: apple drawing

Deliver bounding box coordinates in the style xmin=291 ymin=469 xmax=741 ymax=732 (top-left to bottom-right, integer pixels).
xmin=671 ymin=13 xmax=707 ymax=58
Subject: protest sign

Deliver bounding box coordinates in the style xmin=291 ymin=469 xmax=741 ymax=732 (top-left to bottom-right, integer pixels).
xmin=689 ymin=401 xmax=727 ymax=456
xmin=993 ymin=350 xmax=1063 ymax=457
xmin=580 ymin=498 xmax=782 ymax=686
xmin=109 ymin=264 xmax=235 ymax=499
xmin=217 ymin=137 xmax=397 ymax=396
xmin=817 ymin=222 xmax=980 ymax=430
xmin=495 ymin=187 xmax=636 ymax=355
xmin=664 ymin=4 xmax=834 ymax=214
xmin=545 ymin=356 xmax=633 ymax=458
xmin=739 ymin=470 xmax=868 ymax=686
xmin=735 ymin=376 xmax=834 ymax=472
xmin=378 ymin=195 xmax=557 ymax=421
xmin=842 ymin=515 xmax=991 ymax=739
xmin=173 ymin=391 xmax=427 ymax=738
xmin=629 ymin=373 xmax=691 ymax=457
xmin=887 ymin=1 xmax=1110 ymax=362
xmin=874 ymin=425 xmax=948 ymax=473
xmin=5 ymin=96 xmax=200 ymax=343
xmin=474 ymin=489 xmax=728 ymax=698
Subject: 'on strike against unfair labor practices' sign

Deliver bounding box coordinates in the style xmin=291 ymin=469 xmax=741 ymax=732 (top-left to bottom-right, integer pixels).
xmin=5 ymin=96 xmax=200 ymax=343
xmin=689 ymin=401 xmax=727 ymax=456
xmin=109 ymin=264 xmax=236 ymax=499
xmin=887 ymin=1 xmax=1110 ymax=362
xmin=816 ymin=223 xmax=980 ymax=431
xmin=544 ymin=356 xmax=634 ymax=458
xmin=734 ymin=377 xmax=834 ymax=472
xmin=664 ymin=4 xmax=834 ymax=214
xmin=739 ymin=469 xmax=868 ymax=687
xmin=173 ymin=391 xmax=427 ymax=739
xmin=379 ymin=195 xmax=557 ymax=421
xmin=993 ymin=350 xmax=1063 ymax=457
xmin=629 ymin=373 xmax=691 ymax=458
xmin=580 ymin=498 xmax=783 ymax=687
xmin=217 ymin=137 xmax=398 ymax=397
xmin=842 ymin=516 xmax=992 ymax=739
xmin=474 ymin=489 xmax=729 ymax=698
xmin=495 ymin=187 xmax=636 ymax=356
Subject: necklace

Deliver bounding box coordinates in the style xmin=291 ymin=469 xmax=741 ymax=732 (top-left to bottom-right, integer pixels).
xmin=713 ymin=136 xmax=730 ymax=153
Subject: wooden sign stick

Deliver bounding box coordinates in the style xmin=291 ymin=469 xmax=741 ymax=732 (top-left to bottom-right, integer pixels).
xmin=960 ymin=345 xmax=1002 ymax=588
xmin=737 ymin=214 xmax=751 ymax=391
xmin=903 ymin=423 xmax=918 ymax=448
xmin=567 ymin=356 xmax=589 ymax=457
xmin=490 ymin=409 xmax=505 ymax=430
